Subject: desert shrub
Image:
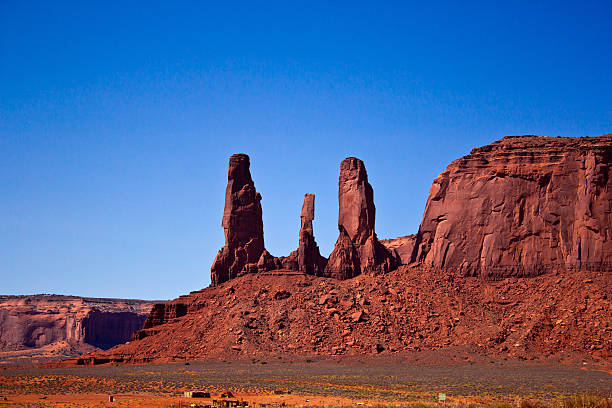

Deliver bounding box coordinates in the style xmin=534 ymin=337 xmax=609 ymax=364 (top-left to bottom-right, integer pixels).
xmin=490 ymin=402 xmax=514 ymax=408
xmin=521 ymin=399 xmax=550 ymax=408
xmin=561 ymin=395 xmax=612 ymax=408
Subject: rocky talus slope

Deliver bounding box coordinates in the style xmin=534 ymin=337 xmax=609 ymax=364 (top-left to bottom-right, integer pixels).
xmin=0 ymin=295 xmax=154 ymax=365
xmin=77 ymin=266 xmax=610 ymax=364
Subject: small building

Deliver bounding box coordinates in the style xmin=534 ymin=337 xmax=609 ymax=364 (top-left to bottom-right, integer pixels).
xmin=212 ymin=399 xmax=248 ymax=407
xmin=184 ymin=391 xmax=211 ymax=398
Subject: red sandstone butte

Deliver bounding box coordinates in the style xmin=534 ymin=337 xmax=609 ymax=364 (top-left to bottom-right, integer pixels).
xmin=211 ymin=154 xmax=265 ymax=286
xmin=414 ymin=135 xmax=612 ymax=277
xmin=380 ymin=234 xmax=417 ymax=265
xmin=325 ymin=157 xmax=397 ymax=279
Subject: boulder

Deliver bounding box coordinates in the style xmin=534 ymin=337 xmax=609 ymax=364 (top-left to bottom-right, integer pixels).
xmin=211 ymin=154 xmax=265 ymax=285
xmin=325 ymin=157 xmax=397 ymax=279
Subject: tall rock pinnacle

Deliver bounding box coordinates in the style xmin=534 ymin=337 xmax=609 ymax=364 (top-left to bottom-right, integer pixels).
xmin=211 ymin=154 xmax=265 ymax=286
xmin=325 ymin=157 xmax=396 ymax=279
xmin=297 ymin=194 xmax=326 ymax=275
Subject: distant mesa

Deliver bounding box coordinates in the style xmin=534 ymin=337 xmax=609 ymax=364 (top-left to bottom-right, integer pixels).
xmin=0 ymin=295 xmax=155 ymax=365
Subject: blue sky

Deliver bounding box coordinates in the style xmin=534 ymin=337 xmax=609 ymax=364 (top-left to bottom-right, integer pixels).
xmin=1 ymin=1 xmax=610 ymax=299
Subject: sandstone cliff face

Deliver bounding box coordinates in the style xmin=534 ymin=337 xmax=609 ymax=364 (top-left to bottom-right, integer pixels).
xmin=211 ymin=154 xmax=265 ymax=286
xmin=414 ymin=135 xmax=612 ymax=277
xmin=0 ymin=295 xmax=154 ymax=364
xmin=325 ymin=158 xmax=396 ymax=279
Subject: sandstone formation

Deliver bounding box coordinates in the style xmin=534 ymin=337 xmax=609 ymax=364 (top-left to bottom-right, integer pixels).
xmin=325 ymin=157 xmax=396 ymax=279
xmin=70 ymin=135 xmax=612 ymax=366
xmin=0 ymin=295 xmax=154 ymax=365
xmin=211 ymin=154 xmax=265 ymax=286
xmin=297 ymin=194 xmax=327 ymax=275
xmin=414 ymin=135 xmax=612 ymax=277
xmin=380 ymin=235 xmax=417 ymax=265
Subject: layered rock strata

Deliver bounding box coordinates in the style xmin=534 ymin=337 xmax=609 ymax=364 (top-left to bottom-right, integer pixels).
xmin=211 ymin=154 xmax=265 ymax=286
xmin=325 ymin=157 xmax=396 ymax=279
xmin=414 ymin=135 xmax=612 ymax=277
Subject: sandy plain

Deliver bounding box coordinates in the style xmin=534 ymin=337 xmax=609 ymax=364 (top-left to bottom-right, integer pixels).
xmin=0 ymin=353 xmax=610 ymax=407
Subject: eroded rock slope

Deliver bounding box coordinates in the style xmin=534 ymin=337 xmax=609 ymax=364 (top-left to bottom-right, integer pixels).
xmin=77 ymin=266 xmax=610 ymax=364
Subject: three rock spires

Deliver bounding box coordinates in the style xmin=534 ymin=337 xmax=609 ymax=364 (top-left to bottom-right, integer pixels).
xmin=210 ymin=154 xmax=396 ymax=286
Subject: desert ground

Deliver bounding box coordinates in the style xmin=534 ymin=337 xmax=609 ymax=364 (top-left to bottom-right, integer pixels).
xmin=1 ymin=353 xmax=610 ymax=408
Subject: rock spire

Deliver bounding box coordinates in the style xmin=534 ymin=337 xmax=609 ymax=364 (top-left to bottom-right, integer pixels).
xmin=211 ymin=153 xmax=265 ymax=286
xmin=297 ymin=194 xmax=326 ymax=275
xmin=325 ymin=157 xmax=396 ymax=279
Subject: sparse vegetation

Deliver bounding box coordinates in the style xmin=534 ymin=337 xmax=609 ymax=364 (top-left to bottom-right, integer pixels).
xmin=521 ymin=399 xmax=550 ymax=408
xmin=0 ymin=360 xmax=610 ymax=407
xmin=561 ymin=395 xmax=612 ymax=408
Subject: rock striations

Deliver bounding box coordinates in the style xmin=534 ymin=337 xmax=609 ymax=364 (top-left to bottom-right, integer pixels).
xmin=211 ymin=154 xmax=265 ymax=286
xmin=414 ymin=135 xmax=612 ymax=277
xmin=325 ymin=157 xmax=396 ymax=279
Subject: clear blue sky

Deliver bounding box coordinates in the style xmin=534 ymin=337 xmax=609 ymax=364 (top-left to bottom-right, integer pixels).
xmin=1 ymin=1 xmax=610 ymax=300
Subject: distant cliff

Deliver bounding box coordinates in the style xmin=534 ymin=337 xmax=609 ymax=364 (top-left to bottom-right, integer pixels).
xmin=0 ymin=294 xmax=155 ymax=365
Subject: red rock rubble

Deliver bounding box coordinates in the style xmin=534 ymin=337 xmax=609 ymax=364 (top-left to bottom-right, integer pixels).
xmin=76 ymin=266 xmax=611 ymax=364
